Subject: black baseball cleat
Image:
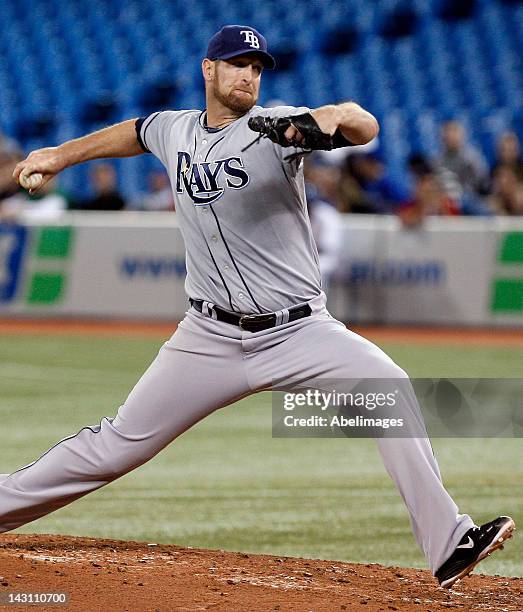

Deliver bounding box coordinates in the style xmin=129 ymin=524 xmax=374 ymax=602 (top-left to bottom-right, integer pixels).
xmin=435 ymin=516 xmax=516 ymax=589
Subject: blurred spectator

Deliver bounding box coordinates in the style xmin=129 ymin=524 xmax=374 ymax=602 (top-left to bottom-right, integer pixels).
xmin=436 ymin=120 xmax=490 ymax=199
xmin=492 ymin=131 xmax=523 ymax=182
xmin=407 ymin=152 xmax=433 ymax=179
xmin=140 ymin=170 xmax=174 ymax=211
xmin=340 ymin=152 xmax=411 ymax=213
xmin=489 ymin=166 xmax=523 ymax=216
xmin=304 ymin=155 xmax=343 ymax=210
xmin=399 ymin=173 xmax=460 ymax=227
xmin=0 ymin=178 xmax=67 ymax=222
xmin=82 ymin=163 xmax=126 ymax=211
xmin=0 ymin=131 xmax=23 ymax=200
xmin=399 ymin=153 xmax=461 ymax=226
xmin=306 ymin=183 xmax=342 ymax=291
xmin=339 ymin=154 xmax=373 ymax=212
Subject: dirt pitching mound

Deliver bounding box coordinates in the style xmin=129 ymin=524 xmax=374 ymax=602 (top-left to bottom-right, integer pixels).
xmin=0 ymin=535 xmax=520 ymax=611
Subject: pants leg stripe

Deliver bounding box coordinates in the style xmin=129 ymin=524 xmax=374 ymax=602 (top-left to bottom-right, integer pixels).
xmin=7 ymin=418 xmax=112 ymax=477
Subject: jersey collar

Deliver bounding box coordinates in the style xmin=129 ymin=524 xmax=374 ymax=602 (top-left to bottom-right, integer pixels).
xmin=199 ymin=109 xmax=259 ymax=133
xmin=199 ymin=111 xmax=227 ymax=133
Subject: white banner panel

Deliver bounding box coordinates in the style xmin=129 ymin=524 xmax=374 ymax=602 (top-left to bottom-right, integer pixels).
xmin=68 ymin=224 xmax=187 ymax=317
xmin=328 ymin=216 xmax=502 ymax=325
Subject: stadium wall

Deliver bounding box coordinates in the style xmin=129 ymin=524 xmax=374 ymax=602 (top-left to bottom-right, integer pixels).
xmin=0 ymin=214 xmax=522 ymax=326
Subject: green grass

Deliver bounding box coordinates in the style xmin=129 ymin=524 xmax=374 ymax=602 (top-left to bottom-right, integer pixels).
xmin=1 ymin=334 xmax=522 ymax=576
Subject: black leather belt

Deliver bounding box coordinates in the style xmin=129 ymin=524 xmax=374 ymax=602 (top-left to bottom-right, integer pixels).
xmin=190 ymin=298 xmax=312 ymax=332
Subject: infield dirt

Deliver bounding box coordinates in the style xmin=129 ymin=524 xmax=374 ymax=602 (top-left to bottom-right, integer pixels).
xmin=1 ymin=318 xmax=523 ymax=346
xmin=0 ymin=535 xmax=521 ymax=611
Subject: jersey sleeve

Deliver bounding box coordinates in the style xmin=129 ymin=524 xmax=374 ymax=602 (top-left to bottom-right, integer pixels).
xmin=257 ymin=105 xmax=311 ymax=120
xmin=135 ymin=111 xmax=179 ymax=166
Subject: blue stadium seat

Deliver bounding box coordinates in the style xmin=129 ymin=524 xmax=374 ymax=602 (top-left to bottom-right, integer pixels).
xmin=1 ymin=0 xmax=522 ymax=199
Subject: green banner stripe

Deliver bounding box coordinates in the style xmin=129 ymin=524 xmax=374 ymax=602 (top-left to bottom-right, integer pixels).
xmin=27 ymin=273 xmax=65 ymax=304
xmin=491 ymin=278 xmax=523 ymax=312
xmin=499 ymin=232 xmax=523 ymax=263
xmin=36 ymin=227 xmax=72 ymax=259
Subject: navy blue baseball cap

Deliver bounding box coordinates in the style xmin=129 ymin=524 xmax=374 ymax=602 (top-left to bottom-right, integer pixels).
xmin=206 ymin=25 xmax=276 ymax=69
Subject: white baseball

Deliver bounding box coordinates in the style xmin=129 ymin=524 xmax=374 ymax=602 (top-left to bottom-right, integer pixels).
xmin=19 ymin=172 xmax=43 ymax=191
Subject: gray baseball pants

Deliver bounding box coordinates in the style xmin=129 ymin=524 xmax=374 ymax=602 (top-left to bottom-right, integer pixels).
xmin=0 ymin=293 xmax=473 ymax=572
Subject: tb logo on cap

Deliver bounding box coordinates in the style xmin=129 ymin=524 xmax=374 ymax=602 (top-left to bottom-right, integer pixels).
xmin=240 ymin=30 xmax=260 ymax=49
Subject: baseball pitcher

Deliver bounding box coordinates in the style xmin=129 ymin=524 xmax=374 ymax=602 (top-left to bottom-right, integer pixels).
xmin=3 ymin=25 xmax=514 ymax=588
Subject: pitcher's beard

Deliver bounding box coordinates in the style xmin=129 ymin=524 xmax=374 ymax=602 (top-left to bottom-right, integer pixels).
xmin=214 ymin=85 xmax=256 ymax=113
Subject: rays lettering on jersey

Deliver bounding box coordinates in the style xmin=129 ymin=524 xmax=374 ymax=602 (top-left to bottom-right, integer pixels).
xmin=176 ymin=152 xmax=249 ymax=205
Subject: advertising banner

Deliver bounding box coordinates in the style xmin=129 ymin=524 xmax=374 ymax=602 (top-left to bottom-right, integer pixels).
xmin=0 ymin=214 xmax=187 ymax=319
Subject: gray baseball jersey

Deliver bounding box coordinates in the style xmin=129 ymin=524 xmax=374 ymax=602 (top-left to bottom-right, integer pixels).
xmin=137 ymin=105 xmax=321 ymax=313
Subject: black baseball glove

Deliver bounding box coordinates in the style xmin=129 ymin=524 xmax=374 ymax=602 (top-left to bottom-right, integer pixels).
xmin=245 ymin=112 xmax=334 ymax=151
